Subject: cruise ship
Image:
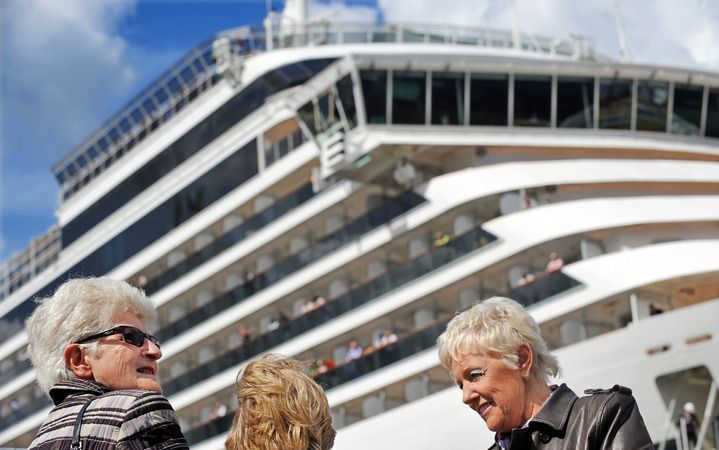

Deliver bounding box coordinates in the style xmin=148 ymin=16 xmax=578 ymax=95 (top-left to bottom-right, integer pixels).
xmin=1 ymin=1 xmax=718 ymax=448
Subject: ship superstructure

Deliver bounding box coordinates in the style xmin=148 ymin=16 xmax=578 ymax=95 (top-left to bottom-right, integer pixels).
xmin=1 ymin=2 xmax=719 ymax=449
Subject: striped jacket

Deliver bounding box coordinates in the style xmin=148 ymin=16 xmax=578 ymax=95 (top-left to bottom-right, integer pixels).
xmin=28 ymin=379 xmax=188 ymax=450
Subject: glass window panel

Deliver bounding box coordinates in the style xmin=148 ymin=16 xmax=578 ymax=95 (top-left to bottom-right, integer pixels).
xmin=342 ymin=31 xmax=369 ymax=44
xmin=402 ymin=30 xmax=425 ymax=43
xmin=372 ymin=31 xmax=395 ymax=42
xmin=672 ymin=84 xmax=702 ymax=135
xmin=557 ymin=77 xmax=594 ymax=128
xmin=513 ymin=76 xmax=551 ymax=127
xmin=707 ymin=89 xmax=719 ymax=138
xmin=431 ymin=73 xmax=465 ymax=125
xmin=636 ymin=81 xmax=668 ymax=132
xmin=297 ymin=101 xmax=318 ymax=135
xmin=360 ymin=71 xmax=387 ymax=124
xmin=599 ymin=78 xmax=632 ymax=129
xmin=392 ymin=71 xmax=426 ymax=125
xmin=317 ymin=92 xmax=337 ymax=131
xmin=470 ymin=74 xmax=508 ymax=126
xmin=336 ymin=75 xmax=358 ymax=129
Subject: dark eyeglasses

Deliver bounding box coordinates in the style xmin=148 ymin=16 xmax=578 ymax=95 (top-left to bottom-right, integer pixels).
xmin=74 ymin=326 xmax=161 ymax=349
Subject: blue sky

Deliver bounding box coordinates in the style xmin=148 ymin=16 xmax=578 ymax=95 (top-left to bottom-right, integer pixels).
xmin=1 ymin=0 xmax=717 ymax=263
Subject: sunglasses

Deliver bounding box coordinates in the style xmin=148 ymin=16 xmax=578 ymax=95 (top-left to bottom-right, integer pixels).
xmin=74 ymin=325 xmax=161 ymax=349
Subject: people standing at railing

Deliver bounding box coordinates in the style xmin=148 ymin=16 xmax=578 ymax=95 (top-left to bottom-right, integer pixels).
xmin=25 ymin=277 xmax=188 ymax=450
xmin=437 ymin=296 xmax=652 ymax=450
xmin=545 ymin=252 xmax=564 ymax=272
xmin=677 ymin=402 xmax=700 ymax=449
xmin=225 ymin=354 xmax=335 ymax=450
xmin=344 ymin=340 xmax=363 ymax=362
xmin=433 ymin=231 xmax=451 ymax=248
xmin=517 ymin=271 xmax=536 ymax=287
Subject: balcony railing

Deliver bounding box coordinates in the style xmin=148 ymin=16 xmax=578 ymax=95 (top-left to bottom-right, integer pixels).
xmin=0 ymin=359 xmax=32 ymax=388
xmin=156 ymin=190 xmax=425 ymax=342
xmin=0 ymin=395 xmax=50 ymax=431
xmin=144 ymin=183 xmax=315 ymax=295
xmin=180 ymin=267 xmax=578 ymax=445
xmin=161 ymin=225 xmax=495 ymax=395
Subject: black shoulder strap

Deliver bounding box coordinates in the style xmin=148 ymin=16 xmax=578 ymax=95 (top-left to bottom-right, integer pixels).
xmin=71 ymin=398 xmax=93 ymax=450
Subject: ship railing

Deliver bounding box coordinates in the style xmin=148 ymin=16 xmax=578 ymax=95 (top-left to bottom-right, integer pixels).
xmin=181 ymin=266 xmax=578 ymax=445
xmin=142 ymin=182 xmax=316 ymax=295
xmin=0 ymin=392 xmax=50 ymax=431
xmin=155 ymin=190 xmax=426 ymax=342
xmin=54 ymin=20 xmax=584 ymax=203
xmin=0 ymin=359 xmax=32 ymax=390
xmin=160 ymin=225 xmax=494 ymax=396
xmin=53 ymin=37 xmax=221 ymax=201
xmin=218 ymin=22 xmax=581 ymax=58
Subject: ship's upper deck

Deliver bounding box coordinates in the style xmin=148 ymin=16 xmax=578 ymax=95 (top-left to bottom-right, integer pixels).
xmin=51 ymin=22 xmax=590 ymax=202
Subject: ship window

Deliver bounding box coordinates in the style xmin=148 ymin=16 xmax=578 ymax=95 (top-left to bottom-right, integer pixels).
xmin=671 ymin=84 xmax=702 ymax=135
xmin=298 ymin=101 xmax=318 ymax=135
xmin=431 ymin=73 xmax=465 ymax=125
xmin=470 ymin=74 xmax=508 ymax=126
xmin=707 ymin=89 xmax=719 ymax=138
xmin=599 ymin=78 xmax=632 ymax=129
xmin=392 ymin=71 xmax=426 ymax=125
xmin=336 ymin=75 xmax=358 ymax=129
xmin=636 ymin=81 xmax=668 ymax=132
xmin=557 ymin=77 xmax=594 ymax=128
xmin=317 ymin=91 xmax=339 ymax=131
xmin=360 ymin=70 xmax=387 ymax=124
xmin=514 ymin=75 xmax=551 ymax=127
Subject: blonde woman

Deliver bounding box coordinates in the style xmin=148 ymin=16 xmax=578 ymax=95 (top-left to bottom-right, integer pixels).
xmin=438 ymin=297 xmax=652 ymax=450
xmin=225 ymin=354 xmax=335 ymax=450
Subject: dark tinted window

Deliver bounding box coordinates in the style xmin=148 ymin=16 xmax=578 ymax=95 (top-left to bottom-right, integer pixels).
xmin=4 ymin=140 xmax=258 ymax=332
xmin=336 ymin=75 xmax=358 ymax=129
xmin=62 ymin=59 xmax=335 ymax=246
xmin=672 ymin=84 xmax=702 ymax=135
xmin=557 ymin=77 xmax=594 ymax=128
xmin=636 ymin=81 xmax=668 ymax=132
xmin=392 ymin=71 xmax=426 ymax=124
xmin=599 ymin=78 xmax=632 ymax=129
xmin=470 ymin=74 xmax=508 ymax=126
xmin=431 ymin=73 xmax=464 ymax=125
xmin=514 ymin=76 xmax=551 ymax=127
xmin=360 ymin=71 xmax=387 ymax=124
xmin=707 ymin=89 xmax=719 ymax=138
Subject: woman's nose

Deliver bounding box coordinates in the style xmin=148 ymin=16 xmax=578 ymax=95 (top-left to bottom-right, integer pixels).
xmin=144 ymin=340 xmax=162 ymax=360
xmin=462 ymin=384 xmax=479 ymax=405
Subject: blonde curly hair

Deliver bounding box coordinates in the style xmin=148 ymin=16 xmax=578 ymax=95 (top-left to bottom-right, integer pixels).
xmin=225 ymin=354 xmax=336 ymax=450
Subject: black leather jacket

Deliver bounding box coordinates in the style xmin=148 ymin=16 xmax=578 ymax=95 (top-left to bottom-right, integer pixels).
xmin=490 ymin=384 xmax=653 ymax=450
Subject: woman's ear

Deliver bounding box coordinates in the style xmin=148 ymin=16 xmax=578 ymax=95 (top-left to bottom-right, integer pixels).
xmin=64 ymin=344 xmax=94 ymax=380
xmin=517 ymin=343 xmax=534 ymax=378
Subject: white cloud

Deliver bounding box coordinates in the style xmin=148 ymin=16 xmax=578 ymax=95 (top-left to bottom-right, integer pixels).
xmin=2 ymin=0 xmax=139 ymax=155
xmin=1 ymin=0 xmax=139 ymax=259
xmin=377 ymin=0 xmax=719 ymax=70
xmin=309 ymin=0 xmax=378 ymax=23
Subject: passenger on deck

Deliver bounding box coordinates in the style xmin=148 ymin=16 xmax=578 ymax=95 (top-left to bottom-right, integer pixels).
xmin=545 ymin=252 xmax=564 ymax=272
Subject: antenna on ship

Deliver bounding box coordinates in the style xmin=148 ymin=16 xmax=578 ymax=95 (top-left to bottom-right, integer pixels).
xmin=612 ymin=0 xmax=633 ymax=62
xmin=507 ymin=0 xmax=521 ymax=51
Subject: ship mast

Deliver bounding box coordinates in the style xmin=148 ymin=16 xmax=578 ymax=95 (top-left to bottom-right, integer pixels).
xmin=264 ymin=0 xmax=308 ymax=51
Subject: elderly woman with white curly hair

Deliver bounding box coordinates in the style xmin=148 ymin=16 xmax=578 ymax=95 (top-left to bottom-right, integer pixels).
xmin=437 ymin=296 xmax=653 ymax=450
xmin=25 ymin=277 xmax=188 ymax=450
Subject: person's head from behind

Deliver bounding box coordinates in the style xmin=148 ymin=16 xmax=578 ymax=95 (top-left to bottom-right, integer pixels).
xmin=225 ymin=354 xmax=336 ymax=450
xmin=437 ymin=297 xmax=560 ymax=433
xmin=25 ymin=277 xmax=162 ymax=395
